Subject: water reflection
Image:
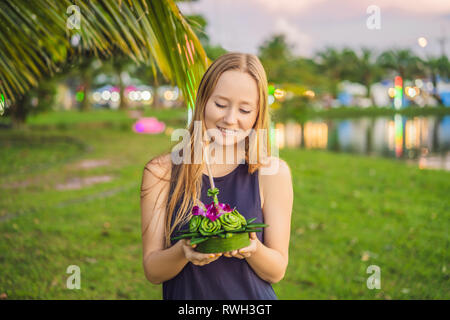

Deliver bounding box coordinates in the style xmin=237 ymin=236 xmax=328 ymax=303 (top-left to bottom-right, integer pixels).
xmin=276 ymin=115 xmax=450 ymax=171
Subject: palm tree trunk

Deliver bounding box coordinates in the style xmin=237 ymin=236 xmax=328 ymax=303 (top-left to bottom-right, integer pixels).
xmin=431 ymin=74 xmax=443 ymax=105
xmin=366 ymin=118 xmax=374 ymax=154
xmin=80 ymin=80 xmax=92 ymax=111
xmin=10 ymin=96 xmax=28 ymax=128
xmin=365 ymin=82 xmax=375 ymax=106
xmin=431 ymin=115 xmax=442 ymax=153
xmin=118 ymin=71 xmax=127 ymax=110
xmin=153 ymin=85 xmax=161 ymax=109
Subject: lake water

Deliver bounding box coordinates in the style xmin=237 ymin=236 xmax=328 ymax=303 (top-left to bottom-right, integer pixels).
xmin=275 ymin=115 xmax=450 ymax=171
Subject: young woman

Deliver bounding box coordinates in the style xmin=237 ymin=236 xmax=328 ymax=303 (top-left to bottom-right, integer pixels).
xmin=140 ymin=52 xmax=293 ymax=300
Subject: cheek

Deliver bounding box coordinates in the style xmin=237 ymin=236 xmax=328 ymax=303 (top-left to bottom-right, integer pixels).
xmin=204 ymin=103 xmax=216 ymax=127
xmin=244 ymin=113 xmax=258 ymax=130
xmin=205 ymin=103 xmax=221 ymax=122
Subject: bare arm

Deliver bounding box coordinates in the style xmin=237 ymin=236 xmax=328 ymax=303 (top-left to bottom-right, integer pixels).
xmin=246 ymin=158 xmax=293 ymax=283
xmin=140 ymin=156 xmax=222 ymax=285
xmin=224 ymin=158 xmax=293 ymax=283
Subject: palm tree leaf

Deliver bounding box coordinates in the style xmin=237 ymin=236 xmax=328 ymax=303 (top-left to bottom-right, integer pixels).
xmin=0 ymin=0 xmax=210 ymax=113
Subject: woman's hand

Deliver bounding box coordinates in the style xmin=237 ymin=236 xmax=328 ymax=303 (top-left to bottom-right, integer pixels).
xmin=181 ymin=239 xmax=222 ymax=266
xmin=223 ymin=232 xmax=258 ymax=259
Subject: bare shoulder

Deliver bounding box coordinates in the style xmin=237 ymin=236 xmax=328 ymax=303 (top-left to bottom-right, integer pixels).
xmin=259 ymin=157 xmax=291 ymax=181
xmin=144 ymin=153 xmax=172 ymax=179
xmin=141 ymin=154 xmax=172 ymax=196
xmin=258 ymin=157 xmax=292 ymax=203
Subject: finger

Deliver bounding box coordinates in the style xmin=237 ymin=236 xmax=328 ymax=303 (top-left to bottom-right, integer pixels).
xmin=184 ymin=239 xmax=196 ymax=248
xmin=231 ymin=250 xmax=244 ymax=259
xmin=199 ymin=255 xmax=220 ymax=265
xmin=192 ymin=259 xmax=204 ymax=266
xmin=236 ymin=249 xmax=248 ymax=259
xmin=249 ymin=232 xmax=257 ymax=240
xmin=203 ymin=253 xmax=222 ymax=262
xmin=235 ymin=254 xmax=245 ymax=259
xmin=239 ymin=242 xmax=255 ymax=254
xmin=208 ymin=256 xmax=221 ymax=263
xmin=239 ymin=251 xmax=251 ymax=258
xmin=194 ymin=253 xmax=216 ymax=261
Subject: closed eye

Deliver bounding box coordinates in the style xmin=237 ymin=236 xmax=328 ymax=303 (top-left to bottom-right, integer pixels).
xmin=216 ymin=102 xmax=251 ymax=113
xmin=215 ymin=102 xmax=251 ymax=114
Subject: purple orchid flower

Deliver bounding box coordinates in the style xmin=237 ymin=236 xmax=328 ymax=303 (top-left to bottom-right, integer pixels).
xmin=217 ymin=202 xmax=233 ymax=214
xmin=192 ymin=200 xmax=207 ymax=217
xmin=205 ymin=202 xmax=220 ymax=222
xmin=192 ymin=206 xmax=205 ymax=216
xmin=204 ymin=202 xmax=233 ymax=222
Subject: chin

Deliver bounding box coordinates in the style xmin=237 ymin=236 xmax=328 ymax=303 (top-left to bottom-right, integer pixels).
xmin=213 ymin=135 xmax=237 ymax=146
xmin=215 ymin=133 xmax=247 ymax=147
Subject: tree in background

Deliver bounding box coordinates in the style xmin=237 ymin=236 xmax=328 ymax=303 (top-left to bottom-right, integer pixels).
xmin=258 ymin=34 xmax=295 ymax=83
xmin=258 ymin=34 xmax=327 ymax=91
xmin=110 ymin=52 xmax=134 ymax=111
xmin=133 ymin=10 xmax=226 ymax=110
xmin=422 ymin=55 xmax=450 ymax=104
xmin=0 ymin=0 xmax=210 ymax=127
xmin=347 ymin=47 xmax=383 ymax=104
xmin=315 ymin=47 xmax=355 ymax=98
xmin=70 ymin=52 xmax=106 ymax=112
xmin=377 ymin=49 xmax=423 ymax=97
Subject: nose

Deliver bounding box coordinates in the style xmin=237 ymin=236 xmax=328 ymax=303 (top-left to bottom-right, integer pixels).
xmin=223 ymin=107 xmax=238 ymax=126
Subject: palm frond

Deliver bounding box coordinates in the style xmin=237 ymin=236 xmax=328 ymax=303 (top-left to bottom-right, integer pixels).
xmin=0 ymin=0 xmax=211 ymax=113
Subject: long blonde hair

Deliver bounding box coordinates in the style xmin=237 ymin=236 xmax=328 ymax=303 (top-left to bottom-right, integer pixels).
xmin=160 ymin=52 xmax=271 ymax=248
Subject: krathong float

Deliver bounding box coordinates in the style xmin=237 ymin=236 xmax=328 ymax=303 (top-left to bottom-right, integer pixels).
xmin=171 ymin=146 xmax=268 ymax=253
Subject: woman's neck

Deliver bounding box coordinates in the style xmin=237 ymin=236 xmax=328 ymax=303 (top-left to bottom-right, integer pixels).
xmin=205 ymin=142 xmax=245 ymax=166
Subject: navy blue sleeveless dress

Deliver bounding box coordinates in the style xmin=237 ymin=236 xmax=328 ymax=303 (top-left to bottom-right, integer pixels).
xmin=162 ymin=163 xmax=277 ymax=300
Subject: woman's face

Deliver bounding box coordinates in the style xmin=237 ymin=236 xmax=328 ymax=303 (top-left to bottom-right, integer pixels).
xmin=204 ymin=70 xmax=259 ymax=147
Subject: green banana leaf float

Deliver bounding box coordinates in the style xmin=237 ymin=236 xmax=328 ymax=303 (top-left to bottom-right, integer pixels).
xmin=171 ymin=186 xmax=268 ymax=253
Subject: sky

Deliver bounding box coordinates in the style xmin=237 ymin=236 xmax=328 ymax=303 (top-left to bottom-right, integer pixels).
xmin=178 ymin=0 xmax=450 ymax=59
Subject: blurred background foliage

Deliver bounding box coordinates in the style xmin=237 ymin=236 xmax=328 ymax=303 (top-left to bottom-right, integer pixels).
xmin=0 ymin=0 xmax=449 ymax=300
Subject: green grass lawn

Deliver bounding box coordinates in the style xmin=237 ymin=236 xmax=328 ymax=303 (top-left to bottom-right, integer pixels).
xmin=0 ymin=109 xmax=448 ymax=299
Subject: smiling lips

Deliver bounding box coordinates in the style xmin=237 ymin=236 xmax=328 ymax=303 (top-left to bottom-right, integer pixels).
xmin=217 ymin=126 xmax=238 ymax=136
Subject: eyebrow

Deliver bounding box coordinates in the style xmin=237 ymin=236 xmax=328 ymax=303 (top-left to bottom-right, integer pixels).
xmin=213 ymin=94 xmax=255 ymax=106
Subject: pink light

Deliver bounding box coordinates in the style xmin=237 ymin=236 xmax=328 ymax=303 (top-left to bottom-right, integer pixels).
xmin=125 ymin=85 xmax=138 ymax=93
xmin=133 ymin=117 xmax=166 ymax=134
